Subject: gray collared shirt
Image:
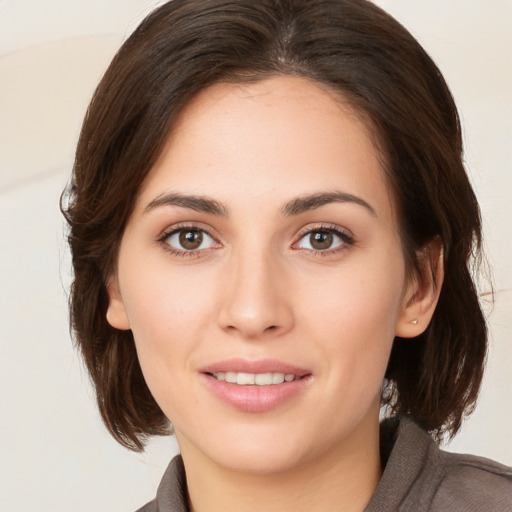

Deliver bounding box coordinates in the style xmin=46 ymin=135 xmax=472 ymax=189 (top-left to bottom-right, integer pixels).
xmin=137 ymin=416 xmax=512 ymax=511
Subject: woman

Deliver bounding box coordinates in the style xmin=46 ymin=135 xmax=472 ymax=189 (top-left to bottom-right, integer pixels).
xmin=62 ymin=0 xmax=512 ymax=510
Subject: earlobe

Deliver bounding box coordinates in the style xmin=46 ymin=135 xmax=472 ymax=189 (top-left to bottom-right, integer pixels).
xmin=395 ymin=238 xmax=444 ymax=338
xmin=105 ymin=276 xmax=131 ymax=330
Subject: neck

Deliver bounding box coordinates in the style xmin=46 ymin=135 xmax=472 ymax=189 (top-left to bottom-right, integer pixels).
xmin=179 ymin=411 xmax=382 ymax=512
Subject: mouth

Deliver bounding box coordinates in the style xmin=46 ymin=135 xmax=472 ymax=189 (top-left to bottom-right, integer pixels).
xmin=209 ymin=371 xmax=302 ymax=386
xmin=200 ymin=359 xmax=312 ymax=412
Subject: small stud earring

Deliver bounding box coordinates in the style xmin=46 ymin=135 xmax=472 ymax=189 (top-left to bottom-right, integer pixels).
xmin=411 ymin=319 xmax=418 ymax=325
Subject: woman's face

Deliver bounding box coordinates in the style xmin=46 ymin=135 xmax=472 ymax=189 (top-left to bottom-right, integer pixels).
xmin=107 ymin=76 xmax=418 ymax=473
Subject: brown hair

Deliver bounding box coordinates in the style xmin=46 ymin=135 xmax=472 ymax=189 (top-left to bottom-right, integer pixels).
xmin=62 ymin=0 xmax=487 ymax=451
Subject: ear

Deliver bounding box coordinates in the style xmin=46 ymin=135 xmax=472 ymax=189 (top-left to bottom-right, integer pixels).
xmin=395 ymin=237 xmax=444 ymax=338
xmin=105 ymin=275 xmax=131 ymax=330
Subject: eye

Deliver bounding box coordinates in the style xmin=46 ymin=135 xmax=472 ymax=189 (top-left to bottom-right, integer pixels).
xmin=295 ymin=226 xmax=353 ymax=253
xmin=163 ymin=228 xmax=217 ymax=252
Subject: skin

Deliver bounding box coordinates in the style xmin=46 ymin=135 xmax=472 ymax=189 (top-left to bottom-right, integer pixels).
xmin=107 ymin=76 xmax=441 ymax=512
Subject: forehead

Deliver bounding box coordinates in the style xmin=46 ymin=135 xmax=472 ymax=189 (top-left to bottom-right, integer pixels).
xmin=135 ymin=75 xmax=394 ymax=221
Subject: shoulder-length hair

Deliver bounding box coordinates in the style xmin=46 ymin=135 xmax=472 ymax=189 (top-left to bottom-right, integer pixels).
xmin=62 ymin=0 xmax=487 ymax=451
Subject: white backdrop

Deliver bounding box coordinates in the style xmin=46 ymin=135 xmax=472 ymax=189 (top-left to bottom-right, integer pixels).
xmin=1 ymin=1 xmax=510 ymax=511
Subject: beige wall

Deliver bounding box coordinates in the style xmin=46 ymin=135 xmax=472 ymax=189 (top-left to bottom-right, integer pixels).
xmin=1 ymin=1 xmax=510 ymax=510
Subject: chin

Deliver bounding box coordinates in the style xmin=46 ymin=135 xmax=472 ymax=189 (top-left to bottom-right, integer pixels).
xmin=212 ymin=442 xmax=309 ymax=476
xmin=177 ymin=421 xmax=314 ymax=475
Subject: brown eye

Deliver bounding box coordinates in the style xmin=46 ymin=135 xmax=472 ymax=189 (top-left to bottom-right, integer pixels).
xmin=309 ymin=231 xmax=333 ymax=250
xmin=164 ymin=228 xmax=216 ymax=253
xmin=179 ymin=230 xmax=203 ymax=250
xmin=296 ymin=227 xmax=349 ymax=253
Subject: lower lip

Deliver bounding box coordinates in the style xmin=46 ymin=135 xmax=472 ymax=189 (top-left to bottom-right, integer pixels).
xmin=201 ymin=374 xmax=312 ymax=412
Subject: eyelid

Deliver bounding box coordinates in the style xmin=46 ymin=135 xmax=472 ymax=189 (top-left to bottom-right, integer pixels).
xmin=157 ymin=223 xmax=221 ymax=257
xmin=155 ymin=222 xmax=355 ymax=258
xmin=292 ymin=223 xmax=356 ymax=253
xmin=157 ymin=222 xmax=217 ymax=240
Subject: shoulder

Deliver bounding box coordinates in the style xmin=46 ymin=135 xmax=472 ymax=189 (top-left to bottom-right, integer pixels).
xmin=135 ymin=500 xmax=158 ymax=512
xmin=367 ymin=416 xmax=512 ymax=512
xmin=431 ymin=449 xmax=512 ymax=511
xmin=133 ymin=456 xmax=188 ymax=512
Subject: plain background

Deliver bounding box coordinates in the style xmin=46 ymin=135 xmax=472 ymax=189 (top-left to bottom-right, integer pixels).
xmin=1 ymin=1 xmax=511 ymax=511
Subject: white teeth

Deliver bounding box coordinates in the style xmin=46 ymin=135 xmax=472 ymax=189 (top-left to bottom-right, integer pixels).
xmin=225 ymin=372 xmax=237 ymax=383
xmin=213 ymin=372 xmax=298 ymax=385
xmin=255 ymin=373 xmax=273 ymax=385
xmin=272 ymin=373 xmax=285 ymax=384
xmin=237 ymin=372 xmax=255 ymax=385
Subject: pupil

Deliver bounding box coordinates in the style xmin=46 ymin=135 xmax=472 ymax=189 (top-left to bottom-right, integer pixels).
xmin=311 ymin=231 xmax=332 ymax=250
xmin=180 ymin=230 xmax=203 ymax=250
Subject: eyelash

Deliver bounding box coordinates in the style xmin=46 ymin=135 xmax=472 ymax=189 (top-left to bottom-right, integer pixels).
xmin=157 ymin=223 xmax=355 ymax=258
xmin=293 ymin=224 xmax=355 ymax=257
xmin=157 ymin=223 xmax=219 ymax=258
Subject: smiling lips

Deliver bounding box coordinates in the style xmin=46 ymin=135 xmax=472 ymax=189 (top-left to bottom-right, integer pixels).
xmin=201 ymin=359 xmax=312 ymax=412
xmin=212 ymin=371 xmax=299 ymax=385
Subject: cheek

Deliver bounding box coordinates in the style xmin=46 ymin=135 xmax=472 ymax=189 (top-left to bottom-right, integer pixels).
xmin=302 ymin=259 xmax=404 ymax=337
xmin=125 ymin=294 xmax=200 ymax=421
xmin=117 ymin=257 xmax=220 ymax=405
xmin=297 ymin=252 xmax=405 ymax=384
xmin=120 ymin=247 xmax=215 ymax=340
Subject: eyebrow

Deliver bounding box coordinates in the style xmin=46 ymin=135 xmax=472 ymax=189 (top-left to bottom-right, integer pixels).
xmin=281 ymin=191 xmax=376 ymax=217
xmin=144 ymin=192 xmax=229 ymax=217
xmin=143 ymin=190 xmax=376 ymax=217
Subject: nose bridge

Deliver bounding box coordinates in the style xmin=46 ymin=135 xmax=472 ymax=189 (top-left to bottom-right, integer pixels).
xmin=218 ymin=240 xmax=293 ymax=339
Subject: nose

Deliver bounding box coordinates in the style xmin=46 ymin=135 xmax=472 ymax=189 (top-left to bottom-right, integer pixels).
xmin=217 ymin=247 xmax=294 ymax=340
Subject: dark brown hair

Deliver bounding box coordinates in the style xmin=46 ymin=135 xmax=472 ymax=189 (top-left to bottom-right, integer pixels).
xmin=62 ymin=0 xmax=487 ymax=451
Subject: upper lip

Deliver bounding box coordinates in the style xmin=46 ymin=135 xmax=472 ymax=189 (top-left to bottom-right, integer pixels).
xmin=200 ymin=358 xmax=311 ymax=377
